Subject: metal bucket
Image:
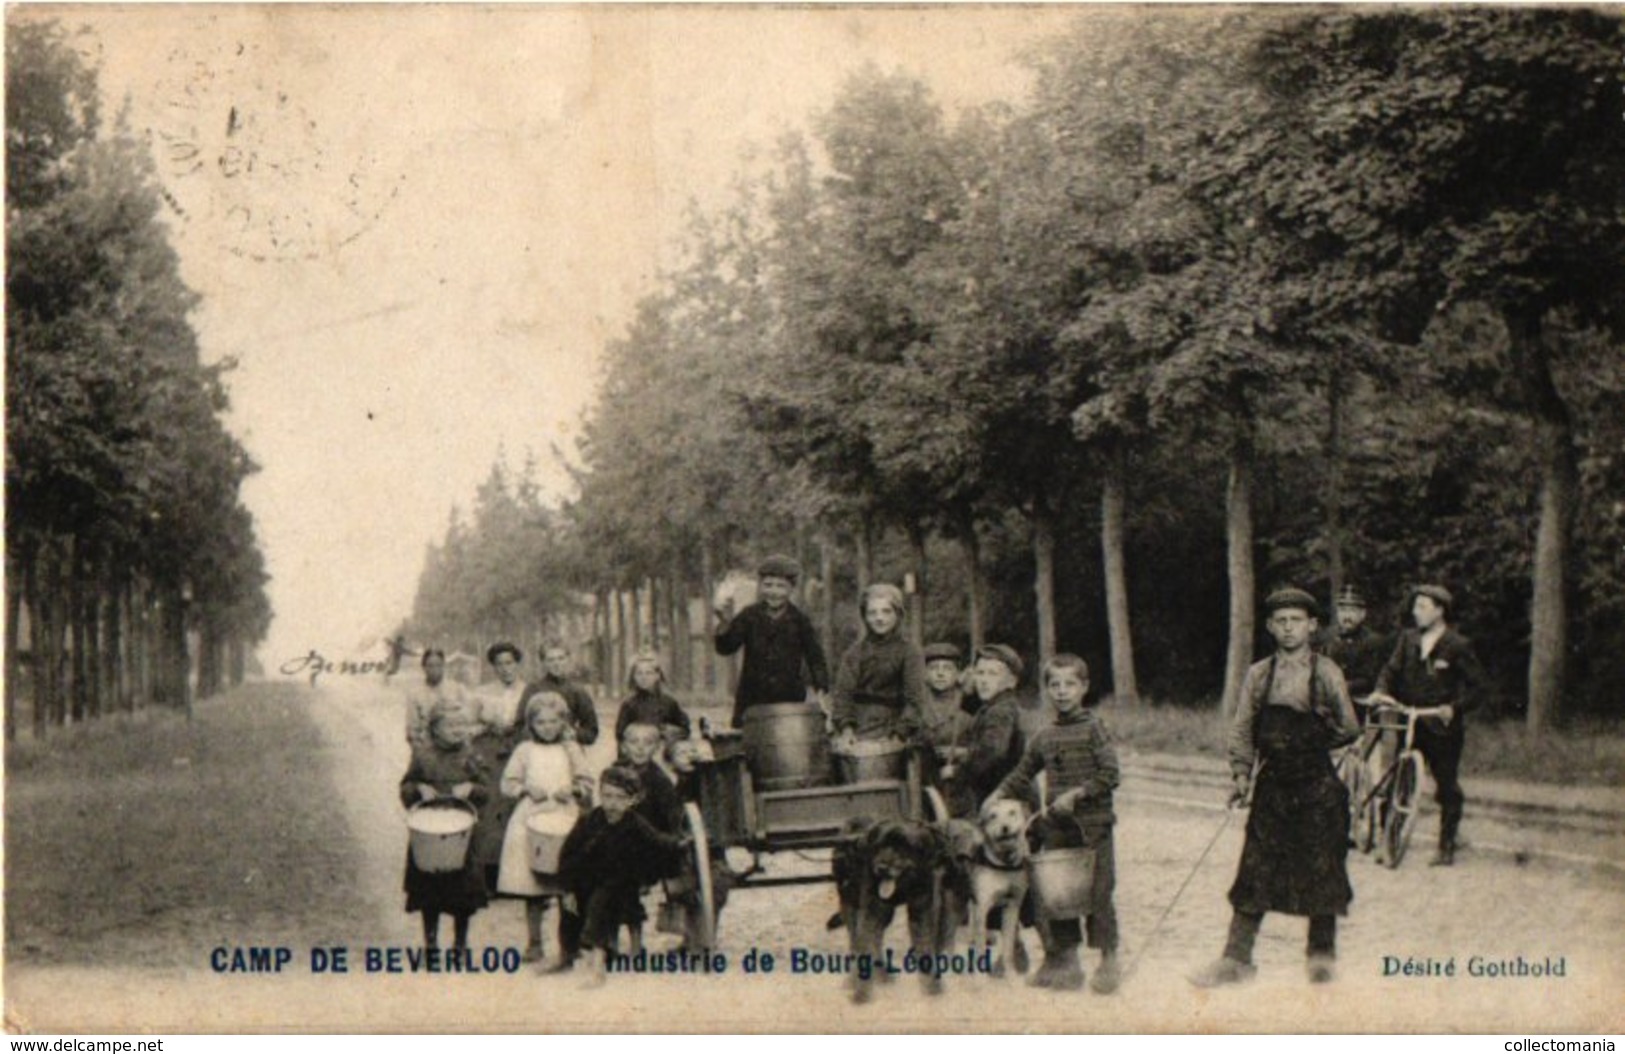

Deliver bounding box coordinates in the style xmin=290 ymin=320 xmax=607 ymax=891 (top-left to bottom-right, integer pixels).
xmin=742 ymin=702 xmax=830 ymax=790
xmin=1028 ymin=846 xmax=1097 ymax=920
xmin=836 ymin=737 xmax=907 ymax=783
xmin=406 ymin=799 xmax=477 ymax=873
xmin=525 ymin=807 xmax=574 ymax=874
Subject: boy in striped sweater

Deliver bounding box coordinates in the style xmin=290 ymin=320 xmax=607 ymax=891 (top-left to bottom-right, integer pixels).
xmin=990 ymin=653 xmax=1121 ymax=993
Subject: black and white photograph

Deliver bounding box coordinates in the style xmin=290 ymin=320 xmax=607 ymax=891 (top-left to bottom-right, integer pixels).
xmin=4 ymin=3 xmax=1624 ymax=1035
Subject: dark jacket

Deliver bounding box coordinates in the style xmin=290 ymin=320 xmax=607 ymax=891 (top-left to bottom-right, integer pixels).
xmin=522 ymin=675 xmax=600 ymax=746
xmin=558 ymin=808 xmax=683 ymax=892
xmin=1319 ymin=622 xmax=1390 ymax=699
xmin=1375 ymin=626 xmax=1490 ymax=720
xmin=399 ymin=742 xmax=492 ymax=809
xmin=830 ymin=630 xmax=926 ymax=739
xmin=958 ymin=688 xmax=1025 ymax=813
xmin=714 ymin=602 xmax=831 ymax=725
xmin=629 ymin=760 xmax=684 ymax=835
xmin=614 ymin=689 xmax=692 ymax=741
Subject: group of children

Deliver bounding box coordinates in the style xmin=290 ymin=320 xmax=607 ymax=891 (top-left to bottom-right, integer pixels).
xmin=401 ymin=555 xmax=1130 ymax=991
xmin=400 ymin=643 xmax=707 ymax=984
xmin=719 ymin=556 xmax=1124 ymax=994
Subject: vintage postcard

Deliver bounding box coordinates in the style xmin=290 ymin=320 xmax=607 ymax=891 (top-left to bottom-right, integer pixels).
xmin=5 ymin=3 xmax=1624 ymax=1036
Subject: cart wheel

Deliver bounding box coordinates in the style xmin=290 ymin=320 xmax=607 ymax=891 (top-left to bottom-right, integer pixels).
xmin=683 ymin=802 xmax=718 ymax=950
xmin=924 ymin=786 xmax=950 ymax=823
xmin=1383 ymin=752 xmax=1423 ymax=868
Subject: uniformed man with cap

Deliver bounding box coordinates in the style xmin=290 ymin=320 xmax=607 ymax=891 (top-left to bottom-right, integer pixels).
xmin=1319 ymin=584 xmax=1390 ymax=700
xmin=1191 ymin=587 xmax=1361 ymax=987
xmin=1370 ymin=583 xmax=1490 ymax=866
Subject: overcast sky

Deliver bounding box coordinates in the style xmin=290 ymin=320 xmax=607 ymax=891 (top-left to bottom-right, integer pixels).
xmin=37 ymin=5 xmax=1099 ymax=667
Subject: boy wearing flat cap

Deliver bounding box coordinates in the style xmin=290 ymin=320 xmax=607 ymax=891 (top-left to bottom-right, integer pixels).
xmin=1370 ymin=584 xmax=1489 ymax=866
xmin=947 ymin=644 xmax=1028 ymax=818
xmin=714 ymin=555 xmax=831 ymax=728
xmin=920 ymin=643 xmax=972 ymax=768
xmin=1192 ymin=587 xmax=1361 ymax=987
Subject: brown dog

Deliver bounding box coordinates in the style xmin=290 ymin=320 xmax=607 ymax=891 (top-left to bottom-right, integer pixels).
xmin=831 ymin=816 xmax=971 ymax=1004
xmin=968 ymin=797 xmax=1032 ymax=977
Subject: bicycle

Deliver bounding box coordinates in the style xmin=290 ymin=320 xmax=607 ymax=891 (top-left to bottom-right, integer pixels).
xmin=1358 ymin=696 xmax=1451 ymax=868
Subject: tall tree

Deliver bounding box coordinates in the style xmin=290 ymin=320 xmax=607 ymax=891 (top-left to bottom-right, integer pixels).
xmin=1240 ymin=9 xmax=1625 ymax=727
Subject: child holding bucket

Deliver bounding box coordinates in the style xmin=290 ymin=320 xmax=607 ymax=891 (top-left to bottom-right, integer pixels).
xmin=989 ymin=653 xmax=1121 ymax=994
xmin=830 ymin=583 xmax=926 ymax=781
xmin=497 ymin=693 xmax=593 ymax=964
xmin=399 ymin=709 xmax=492 ymax=953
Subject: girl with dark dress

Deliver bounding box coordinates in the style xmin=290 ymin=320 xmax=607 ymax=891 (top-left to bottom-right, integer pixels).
xmin=400 ymin=709 xmax=493 ymax=953
xmin=613 ymin=651 xmax=692 ymax=744
xmin=830 ymin=583 xmax=926 ymax=764
xmin=1191 ymin=588 xmax=1361 ymax=987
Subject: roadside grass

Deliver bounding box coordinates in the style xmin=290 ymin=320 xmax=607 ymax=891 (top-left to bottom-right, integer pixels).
xmin=1095 ymin=696 xmax=1625 ymax=786
xmin=4 ymin=682 xmax=389 ymax=970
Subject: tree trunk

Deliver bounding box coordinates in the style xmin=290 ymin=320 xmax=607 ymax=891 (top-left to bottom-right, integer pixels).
xmin=1221 ymin=426 xmax=1257 ymax=715
xmin=5 ymin=539 xmax=27 ymax=742
xmin=668 ymin=554 xmax=688 ymax=691
xmin=906 ymin=520 xmax=928 ymax=651
xmin=1325 ymin=365 xmax=1347 ymax=610
xmin=1510 ymin=314 xmax=1576 ymax=731
xmin=613 ymin=588 xmax=629 ymax=692
xmin=818 ymin=533 xmax=837 ymax=674
xmin=137 ymin=578 xmax=154 ymax=709
xmin=1101 ymin=449 xmax=1139 ymax=707
xmin=230 ymin=637 xmax=247 ymax=686
xmin=26 ymin=540 xmax=51 ymax=737
xmin=69 ymin=536 xmax=87 ymax=724
xmin=86 ymin=548 xmax=105 ymax=719
xmin=855 ymin=510 xmax=877 ymax=590
xmin=591 ymin=589 xmax=608 ymax=688
xmin=956 ymin=507 xmax=985 ymax=650
xmin=700 ymin=546 xmax=717 ymax=693
xmin=107 ymin=565 xmax=126 ymax=711
xmin=50 ymin=539 xmax=70 ymax=726
xmin=1032 ymin=497 xmax=1058 ymax=668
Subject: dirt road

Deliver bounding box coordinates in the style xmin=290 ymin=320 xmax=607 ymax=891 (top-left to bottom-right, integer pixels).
xmin=7 ymin=680 xmax=1623 ymax=1032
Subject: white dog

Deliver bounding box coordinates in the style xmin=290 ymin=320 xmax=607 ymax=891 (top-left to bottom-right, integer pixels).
xmin=968 ymin=797 xmax=1032 ymax=977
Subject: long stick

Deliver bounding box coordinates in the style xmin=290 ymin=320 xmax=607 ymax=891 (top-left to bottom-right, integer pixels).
xmin=1123 ymin=804 xmax=1240 ymax=981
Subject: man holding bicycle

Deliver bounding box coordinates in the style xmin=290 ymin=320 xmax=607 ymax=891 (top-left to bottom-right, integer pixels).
xmin=1369 ymin=584 xmax=1490 ymax=867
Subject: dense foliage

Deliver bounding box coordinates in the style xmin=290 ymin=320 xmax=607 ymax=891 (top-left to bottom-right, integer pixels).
xmin=407 ymin=9 xmax=1624 ymax=723
xmin=6 ymin=20 xmax=271 ymax=737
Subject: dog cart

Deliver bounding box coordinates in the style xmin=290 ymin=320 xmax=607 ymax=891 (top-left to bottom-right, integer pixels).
xmin=677 ymin=702 xmax=949 ymax=950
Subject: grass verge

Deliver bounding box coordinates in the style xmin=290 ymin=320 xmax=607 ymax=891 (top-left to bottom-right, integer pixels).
xmin=4 ymin=682 xmax=390 ymax=970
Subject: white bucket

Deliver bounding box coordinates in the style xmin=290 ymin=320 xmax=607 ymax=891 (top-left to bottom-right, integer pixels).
xmin=525 ymin=807 xmax=575 ymax=874
xmin=1029 ymin=846 xmax=1097 ymax=920
xmin=406 ymin=800 xmax=477 ymax=873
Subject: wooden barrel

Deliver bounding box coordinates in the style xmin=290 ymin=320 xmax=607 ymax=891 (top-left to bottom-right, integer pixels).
xmin=741 ymin=702 xmax=830 ymax=790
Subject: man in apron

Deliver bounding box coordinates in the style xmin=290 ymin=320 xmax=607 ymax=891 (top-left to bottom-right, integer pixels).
xmin=1191 ymin=588 xmax=1361 ymax=986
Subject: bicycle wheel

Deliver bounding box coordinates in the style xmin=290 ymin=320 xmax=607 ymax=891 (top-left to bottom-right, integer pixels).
xmin=1382 ymin=752 xmax=1424 ymax=868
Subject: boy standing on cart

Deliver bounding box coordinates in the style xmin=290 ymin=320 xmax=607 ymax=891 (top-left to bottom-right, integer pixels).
xmin=714 ymin=555 xmax=831 ymax=727
xmin=1369 ymin=584 xmax=1490 ymax=867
